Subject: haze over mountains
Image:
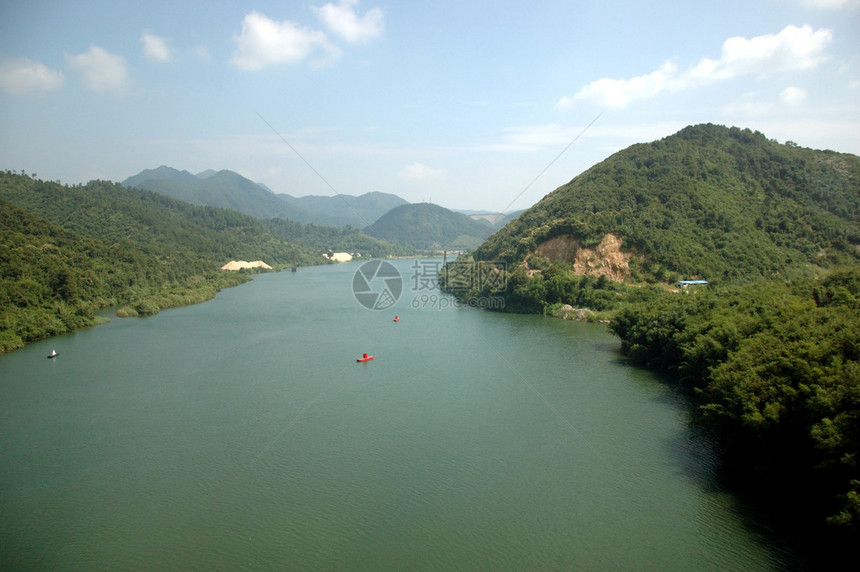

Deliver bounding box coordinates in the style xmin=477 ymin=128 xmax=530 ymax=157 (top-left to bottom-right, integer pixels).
xmin=122 ymin=166 xmax=515 ymax=250
xmin=122 ymin=166 xmax=408 ymax=228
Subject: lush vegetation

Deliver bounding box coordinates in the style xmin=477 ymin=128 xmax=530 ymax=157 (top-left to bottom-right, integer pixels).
xmin=0 ymin=171 xmax=320 ymax=351
xmin=476 ymin=124 xmax=859 ymax=282
xmin=609 ymin=269 xmax=860 ymax=551
xmin=439 ymin=252 xmax=632 ymax=316
xmin=0 ymin=172 xmax=323 ymax=266
xmin=262 ymin=217 xmax=414 ymax=258
xmin=441 ymin=124 xmax=860 ymax=556
xmin=365 ymin=203 xmax=493 ymax=250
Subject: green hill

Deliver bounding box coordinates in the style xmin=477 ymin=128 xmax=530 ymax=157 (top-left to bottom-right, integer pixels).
xmin=476 ymin=124 xmax=859 ymax=282
xmin=262 ymin=217 xmax=415 ymax=258
xmin=0 ymin=171 xmax=321 ymax=350
xmin=444 ymin=124 xmax=860 ymax=554
xmin=0 ymin=173 xmax=319 ymax=266
xmin=122 ymin=167 xmax=414 ymax=254
xmin=364 ymin=203 xmax=494 ymax=250
xmin=122 ymin=167 xmax=317 ymax=222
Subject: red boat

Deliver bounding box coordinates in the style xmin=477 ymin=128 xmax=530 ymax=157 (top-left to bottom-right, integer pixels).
xmin=356 ymin=353 xmax=374 ymax=362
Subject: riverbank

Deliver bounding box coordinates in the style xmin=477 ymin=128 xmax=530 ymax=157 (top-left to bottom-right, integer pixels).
xmin=0 ymin=271 xmax=252 ymax=354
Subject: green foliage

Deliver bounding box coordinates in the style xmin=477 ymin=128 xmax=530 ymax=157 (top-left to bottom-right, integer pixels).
xmin=364 ymin=203 xmax=493 ymax=250
xmin=476 ymin=124 xmax=860 ymax=281
xmin=262 ymin=217 xmax=414 ymax=258
xmin=609 ymin=267 xmax=860 ymax=535
xmin=0 ymin=172 xmax=315 ymax=350
xmin=439 ymin=254 xmax=624 ymax=315
xmin=454 ymin=125 xmax=860 ymax=549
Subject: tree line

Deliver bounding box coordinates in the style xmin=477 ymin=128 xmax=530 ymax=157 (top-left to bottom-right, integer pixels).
xmin=609 ymin=269 xmax=859 ymax=539
xmin=0 ymin=172 xmax=320 ymax=351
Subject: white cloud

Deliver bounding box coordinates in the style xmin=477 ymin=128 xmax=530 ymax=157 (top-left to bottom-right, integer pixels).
xmin=558 ymin=61 xmax=679 ymax=109
xmin=230 ymin=11 xmax=340 ymax=70
xmin=65 ymin=46 xmax=129 ymax=93
xmin=560 ymin=25 xmax=832 ymax=109
xmin=141 ymin=31 xmax=170 ymax=62
xmin=401 ymin=162 xmax=445 ymax=181
xmin=314 ymin=0 xmax=384 ymax=44
xmin=0 ymin=57 xmax=65 ymax=95
xmin=690 ymin=25 xmax=832 ymax=80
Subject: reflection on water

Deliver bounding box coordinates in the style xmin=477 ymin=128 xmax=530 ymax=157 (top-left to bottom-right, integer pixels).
xmin=0 ymin=261 xmax=800 ymax=570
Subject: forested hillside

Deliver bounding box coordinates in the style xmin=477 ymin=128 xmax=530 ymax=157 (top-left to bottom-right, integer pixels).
xmin=0 ymin=172 xmax=318 ymax=351
xmin=263 ymin=217 xmax=414 ymax=258
xmin=124 ymin=168 xmax=311 ymax=221
xmin=477 ymin=124 xmax=859 ymax=281
xmin=442 ymin=124 xmax=860 ymax=556
xmin=365 ymin=203 xmax=493 ymax=250
xmin=610 ymin=269 xmax=859 ymax=553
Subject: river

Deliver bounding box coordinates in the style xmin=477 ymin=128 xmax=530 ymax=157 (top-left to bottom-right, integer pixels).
xmin=0 ymin=260 xmax=801 ymax=570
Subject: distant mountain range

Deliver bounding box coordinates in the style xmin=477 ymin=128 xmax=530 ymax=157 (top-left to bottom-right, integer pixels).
xmin=121 ymin=167 xmax=407 ymax=228
xmin=278 ymin=191 xmax=408 ymax=228
xmin=122 ymin=166 xmax=520 ymax=250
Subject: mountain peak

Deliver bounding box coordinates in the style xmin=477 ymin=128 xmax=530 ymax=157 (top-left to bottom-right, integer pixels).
xmin=122 ymin=166 xmax=197 ymax=188
xmin=475 ymin=123 xmax=860 ymax=282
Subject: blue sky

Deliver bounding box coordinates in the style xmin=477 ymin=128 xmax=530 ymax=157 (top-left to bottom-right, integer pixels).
xmin=1 ymin=0 xmax=858 ymax=211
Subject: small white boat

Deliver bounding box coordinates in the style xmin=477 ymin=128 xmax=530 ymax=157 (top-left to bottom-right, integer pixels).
xmin=47 ymin=349 xmax=58 ymax=359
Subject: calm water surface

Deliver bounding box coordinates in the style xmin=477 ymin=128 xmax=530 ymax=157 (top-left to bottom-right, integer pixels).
xmin=1 ymin=260 xmax=801 ymax=570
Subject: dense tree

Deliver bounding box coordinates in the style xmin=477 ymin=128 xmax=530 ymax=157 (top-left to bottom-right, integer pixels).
xmin=475 ymin=124 xmax=859 ymax=281
xmin=0 ymin=173 xmax=322 ymax=351
xmin=608 ymin=269 xmax=860 ymax=544
xmin=440 ymin=125 xmax=860 ymax=556
xmin=364 ymin=203 xmax=492 ymax=250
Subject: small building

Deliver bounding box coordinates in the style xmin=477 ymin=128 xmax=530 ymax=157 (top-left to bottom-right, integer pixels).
xmin=675 ymin=280 xmax=708 ymax=288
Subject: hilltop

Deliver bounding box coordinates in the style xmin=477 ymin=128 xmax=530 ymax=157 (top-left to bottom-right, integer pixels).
xmin=364 ymin=203 xmax=494 ymax=250
xmin=121 ymin=167 xmax=412 ymax=256
xmin=475 ymin=124 xmax=859 ymax=282
xmin=123 ymin=166 xmax=320 ymax=222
